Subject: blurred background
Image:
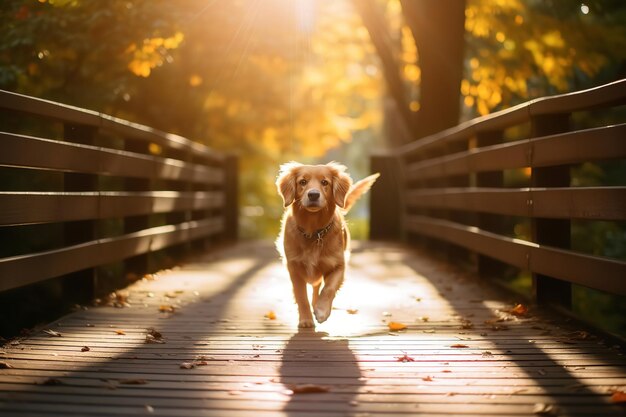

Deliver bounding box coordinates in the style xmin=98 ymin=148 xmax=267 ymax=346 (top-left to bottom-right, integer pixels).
xmin=1 ymin=0 xmax=625 ymax=334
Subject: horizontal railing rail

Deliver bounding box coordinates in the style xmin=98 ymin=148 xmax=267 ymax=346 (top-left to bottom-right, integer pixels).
xmin=371 ymin=79 xmax=626 ymax=309
xmin=0 ymin=90 xmax=237 ymax=295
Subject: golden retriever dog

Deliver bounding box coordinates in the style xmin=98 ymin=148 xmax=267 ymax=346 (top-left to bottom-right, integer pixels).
xmin=276 ymin=162 xmax=379 ymax=327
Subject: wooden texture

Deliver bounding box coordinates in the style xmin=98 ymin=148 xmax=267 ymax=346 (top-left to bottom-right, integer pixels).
xmin=1 ymin=241 xmax=625 ymax=417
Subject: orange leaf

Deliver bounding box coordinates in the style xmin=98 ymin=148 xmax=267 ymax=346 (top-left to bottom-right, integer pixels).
xmin=264 ymin=311 xmax=276 ymax=320
xmin=346 ymin=308 xmax=359 ymax=315
xmin=509 ymin=303 xmax=528 ymax=316
xmin=288 ymin=384 xmax=329 ymax=394
xmin=396 ymin=353 xmax=415 ymax=362
xmin=422 ymin=376 xmax=433 ymax=381
xmin=611 ymin=390 xmax=626 ymax=403
xmin=388 ymin=322 xmax=407 ymax=331
xmin=450 ymin=344 xmax=469 ymax=348
xmin=114 ymin=330 xmax=126 ymax=335
xmin=159 ymin=304 xmax=176 ymax=313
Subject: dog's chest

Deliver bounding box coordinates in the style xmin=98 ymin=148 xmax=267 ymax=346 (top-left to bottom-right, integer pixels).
xmin=289 ymin=241 xmax=341 ymax=280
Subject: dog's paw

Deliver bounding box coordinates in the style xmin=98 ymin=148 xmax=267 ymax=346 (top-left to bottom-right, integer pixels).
xmin=298 ymin=318 xmax=315 ymax=328
xmin=313 ymin=300 xmax=332 ymax=324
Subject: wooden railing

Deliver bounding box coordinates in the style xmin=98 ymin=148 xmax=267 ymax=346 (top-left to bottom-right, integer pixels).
xmin=371 ymin=79 xmax=626 ymax=308
xmin=0 ymin=90 xmax=237 ymax=296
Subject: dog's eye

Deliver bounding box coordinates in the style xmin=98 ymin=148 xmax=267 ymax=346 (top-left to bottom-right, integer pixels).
xmin=299 ymin=179 xmax=307 ymax=186
xmin=321 ymin=179 xmax=329 ymax=186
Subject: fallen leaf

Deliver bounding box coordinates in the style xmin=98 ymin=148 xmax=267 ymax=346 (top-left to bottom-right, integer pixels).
xmin=509 ymin=303 xmax=528 ymax=316
xmin=610 ymin=390 xmax=626 ymax=403
xmin=388 ymin=322 xmax=407 ymax=331
xmin=145 ymin=328 xmax=165 ymax=344
xmin=43 ymin=329 xmax=62 ymax=337
xmin=420 ymin=316 xmax=429 ymax=322
xmin=264 ymin=311 xmax=276 ymax=320
xmin=421 ymin=376 xmax=433 ymax=382
xmin=287 ymin=384 xmax=329 ymax=394
xmin=118 ymin=379 xmax=148 ymax=385
xmin=114 ymin=330 xmax=126 ymax=335
xmin=450 ymin=344 xmax=470 ymax=349
xmin=0 ymin=362 xmax=13 ymax=369
xmin=482 ymin=351 xmax=494 ymax=357
xmin=346 ymin=308 xmax=359 ymax=315
xmin=533 ymin=403 xmax=556 ymax=415
xmin=396 ymin=353 xmax=415 ymax=362
xmin=180 ymin=362 xmax=195 ymax=369
xmin=159 ymin=305 xmax=176 ymax=313
xmin=41 ymin=378 xmax=64 ymax=385
xmin=81 ymin=346 xmax=90 ymax=352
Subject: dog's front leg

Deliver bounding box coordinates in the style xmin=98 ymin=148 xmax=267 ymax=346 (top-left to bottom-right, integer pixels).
xmin=314 ymin=266 xmax=344 ymax=324
xmin=287 ymin=265 xmax=314 ymax=328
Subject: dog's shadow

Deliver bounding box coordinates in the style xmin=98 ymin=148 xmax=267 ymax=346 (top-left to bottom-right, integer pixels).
xmin=279 ymin=329 xmax=363 ymax=415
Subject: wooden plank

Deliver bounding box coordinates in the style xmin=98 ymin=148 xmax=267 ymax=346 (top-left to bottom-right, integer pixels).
xmin=396 ymin=79 xmax=626 ymax=161
xmin=406 ymin=123 xmax=626 ymax=181
xmin=0 ymin=132 xmax=224 ymax=185
xmin=0 ymin=218 xmax=223 ymax=292
xmin=406 ymin=216 xmax=626 ymax=295
xmin=405 ymin=187 xmax=626 ymax=220
xmin=0 ymin=192 xmax=224 ymax=226
xmin=0 ymin=89 xmax=224 ymax=163
xmin=1 ymin=242 xmax=625 ymax=417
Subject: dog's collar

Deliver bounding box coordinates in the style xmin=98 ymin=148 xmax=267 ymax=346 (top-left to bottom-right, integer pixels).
xmin=297 ymin=221 xmax=333 ymax=242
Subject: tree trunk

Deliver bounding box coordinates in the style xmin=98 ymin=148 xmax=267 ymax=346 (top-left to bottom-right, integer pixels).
xmin=353 ymin=0 xmax=466 ymax=142
xmin=401 ymin=0 xmax=466 ymax=139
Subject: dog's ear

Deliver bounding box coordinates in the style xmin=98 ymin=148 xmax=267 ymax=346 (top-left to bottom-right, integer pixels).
xmin=327 ymin=162 xmax=353 ymax=208
xmin=276 ymin=162 xmax=302 ymax=207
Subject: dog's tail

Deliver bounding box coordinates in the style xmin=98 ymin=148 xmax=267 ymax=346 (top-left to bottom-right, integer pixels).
xmin=343 ymin=173 xmax=380 ymax=213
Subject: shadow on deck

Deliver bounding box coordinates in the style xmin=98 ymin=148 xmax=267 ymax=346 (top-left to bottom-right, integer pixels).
xmin=1 ymin=240 xmax=625 ymax=417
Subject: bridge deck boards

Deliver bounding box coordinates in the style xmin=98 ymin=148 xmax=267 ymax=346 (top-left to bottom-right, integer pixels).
xmin=1 ymin=241 xmax=625 ymax=416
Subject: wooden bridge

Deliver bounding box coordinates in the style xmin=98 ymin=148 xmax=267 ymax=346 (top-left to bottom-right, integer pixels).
xmin=1 ymin=81 xmax=625 ymax=416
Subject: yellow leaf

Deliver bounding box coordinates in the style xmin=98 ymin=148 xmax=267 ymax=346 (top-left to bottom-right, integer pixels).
xmin=264 ymin=311 xmax=276 ymax=320
xmin=388 ymin=322 xmax=407 ymax=331
xmin=509 ymin=303 xmax=528 ymax=316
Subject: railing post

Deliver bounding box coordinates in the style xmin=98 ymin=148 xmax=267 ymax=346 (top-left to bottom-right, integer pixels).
xmin=370 ymin=153 xmax=402 ymax=240
xmin=531 ymin=113 xmax=572 ymax=308
xmin=223 ymin=154 xmax=239 ymax=241
xmin=62 ymin=123 xmax=98 ymax=302
xmin=124 ymin=139 xmax=151 ymax=281
xmin=475 ymin=130 xmax=508 ymax=278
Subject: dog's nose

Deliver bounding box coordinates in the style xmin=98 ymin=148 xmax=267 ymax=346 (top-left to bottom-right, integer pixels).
xmin=307 ymin=190 xmax=321 ymax=201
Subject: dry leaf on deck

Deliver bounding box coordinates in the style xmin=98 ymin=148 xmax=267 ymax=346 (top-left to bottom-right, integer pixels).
xmin=81 ymin=346 xmax=90 ymax=352
xmin=145 ymin=328 xmax=165 ymax=344
xmin=114 ymin=330 xmax=126 ymax=335
xmin=0 ymin=362 xmax=13 ymax=369
xmin=611 ymin=390 xmax=626 ymax=403
xmin=533 ymin=403 xmax=556 ymax=415
xmin=450 ymin=344 xmax=470 ymax=348
xmin=43 ymin=329 xmax=62 ymax=337
xmin=264 ymin=311 xmax=276 ymax=320
xmin=288 ymin=384 xmax=330 ymax=394
xmin=159 ymin=305 xmax=176 ymax=313
xmin=509 ymin=303 xmax=528 ymax=316
xmin=180 ymin=362 xmax=195 ymax=369
xmin=421 ymin=376 xmax=433 ymax=382
xmin=388 ymin=322 xmax=407 ymax=331
xmin=346 ymin=308 xmax=359 ymax=315
xmin=396 ymin=353 xmax=415 ymax=362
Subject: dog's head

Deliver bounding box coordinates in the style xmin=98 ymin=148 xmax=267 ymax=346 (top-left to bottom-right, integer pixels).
xmin=276 ymin=162 xmax=353 ymax=212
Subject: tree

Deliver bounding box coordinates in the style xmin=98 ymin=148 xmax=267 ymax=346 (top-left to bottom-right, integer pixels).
xmin=353 ymin=0 xmax=626 ymax=143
